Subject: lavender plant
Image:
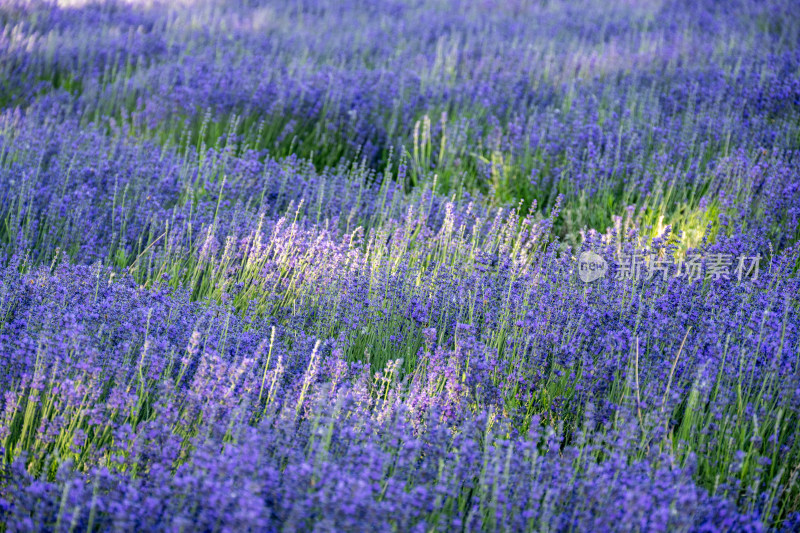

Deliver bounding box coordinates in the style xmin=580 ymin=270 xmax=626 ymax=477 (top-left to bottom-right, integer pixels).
xmin=1 ymin=0 xmax=799 ymax=531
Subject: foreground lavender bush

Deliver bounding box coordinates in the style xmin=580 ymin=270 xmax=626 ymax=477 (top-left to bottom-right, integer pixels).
xmin=1 ymin=0 xmax=800 ymax=531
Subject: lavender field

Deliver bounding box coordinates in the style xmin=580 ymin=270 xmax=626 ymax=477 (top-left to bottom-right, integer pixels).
xmin=1 ymin=0 xmax=800 ymax=531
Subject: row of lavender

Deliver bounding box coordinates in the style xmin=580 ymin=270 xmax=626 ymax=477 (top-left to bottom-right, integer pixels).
xmin=1 ymin=0 xmax=800 ymax=531
xmin=4 ymin=0 xmax=800 ymax=233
